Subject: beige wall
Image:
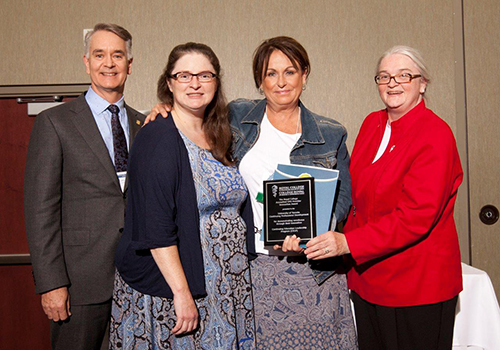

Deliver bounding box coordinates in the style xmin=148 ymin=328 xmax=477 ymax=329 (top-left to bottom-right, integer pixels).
xmin=0 ymin=0 xmax=457 ymax=122
xmin=0 ymin=0 xmax=470 ymax=256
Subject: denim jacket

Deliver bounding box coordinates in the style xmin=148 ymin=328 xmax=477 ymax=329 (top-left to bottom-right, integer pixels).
xmin=229 ymin=98 xmax=352 ymax=284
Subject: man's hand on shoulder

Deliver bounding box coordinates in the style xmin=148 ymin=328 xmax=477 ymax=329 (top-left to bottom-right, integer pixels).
xmin=144 ymin=103 xmax=171 ymax=126
xmin=41 ymin=286 xmax=71 ymax=322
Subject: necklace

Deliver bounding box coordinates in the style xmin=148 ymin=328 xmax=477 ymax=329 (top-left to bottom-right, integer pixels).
xmin=295 ymin=108 xmax=301 ymax=134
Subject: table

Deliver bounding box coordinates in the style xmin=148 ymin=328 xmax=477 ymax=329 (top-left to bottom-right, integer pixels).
xmin=452 ymin=263 xmax=500 ymax=350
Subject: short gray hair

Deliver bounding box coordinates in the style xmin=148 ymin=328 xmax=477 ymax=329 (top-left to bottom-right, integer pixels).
xmin=377 ymin=45 xmax=430 ymax=84
xmin=84 ymin=23 xmax=133 ymax=60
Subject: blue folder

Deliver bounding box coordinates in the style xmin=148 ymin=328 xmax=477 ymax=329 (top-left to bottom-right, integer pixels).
xmin=272 ymin=164 xmax=339 ymax=236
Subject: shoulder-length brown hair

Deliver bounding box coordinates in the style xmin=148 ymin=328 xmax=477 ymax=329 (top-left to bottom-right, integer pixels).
xmin=252 ymin=36 xmax=311 ymax=89
xmin=157 ymin=42 xmax=232 ymax=165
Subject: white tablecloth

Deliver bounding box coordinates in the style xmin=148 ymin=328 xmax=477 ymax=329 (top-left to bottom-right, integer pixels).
xmin=453 ymin=263 xmax=500 ymax=350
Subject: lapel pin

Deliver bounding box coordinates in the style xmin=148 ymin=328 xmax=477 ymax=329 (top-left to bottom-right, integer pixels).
xmin=136 ymin=120 xmax=141 ymax=125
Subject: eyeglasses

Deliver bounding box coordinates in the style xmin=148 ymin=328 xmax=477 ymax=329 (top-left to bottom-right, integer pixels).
xmin=170 ymin=71 xmax=217 ymax=83
xmin=374 ymin=73 xmax=422 ymax=85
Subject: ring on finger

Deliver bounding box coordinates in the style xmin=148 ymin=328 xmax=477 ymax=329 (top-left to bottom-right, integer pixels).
xmin=324 ymin=248 xmax=330 ymax=254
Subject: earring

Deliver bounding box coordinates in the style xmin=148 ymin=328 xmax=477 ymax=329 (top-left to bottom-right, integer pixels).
xmin=258 ymin=87 xmax=264 ymax=95
xmin=302 ymin=85 xmax=307 ymax=91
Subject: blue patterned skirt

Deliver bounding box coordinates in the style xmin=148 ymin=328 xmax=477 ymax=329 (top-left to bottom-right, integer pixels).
xmin=251 ymin=254 xmax=358 ymax=349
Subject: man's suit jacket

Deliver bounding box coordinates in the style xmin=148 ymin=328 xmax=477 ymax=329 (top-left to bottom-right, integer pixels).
xmin=24 ymin=93 xmax=145 ymax=305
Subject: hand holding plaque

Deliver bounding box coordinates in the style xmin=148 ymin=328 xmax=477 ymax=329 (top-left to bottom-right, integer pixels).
xmin=262 ymin=164 xmax=339 ymax=246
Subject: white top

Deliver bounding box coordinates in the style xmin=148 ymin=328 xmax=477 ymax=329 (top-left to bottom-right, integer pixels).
xmin=239 ymin=112 xmax=301 ymax=254
xmin=372 ymin=120 xmax=391 ymax=163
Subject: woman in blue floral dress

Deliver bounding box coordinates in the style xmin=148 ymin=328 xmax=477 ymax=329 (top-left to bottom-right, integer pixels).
xmin=110 ymin=43 xmax=256 ymax=350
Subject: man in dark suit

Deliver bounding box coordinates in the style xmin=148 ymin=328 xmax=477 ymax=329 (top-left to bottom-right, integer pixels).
xmin=24 ymin=23 xmax=144 ymax=350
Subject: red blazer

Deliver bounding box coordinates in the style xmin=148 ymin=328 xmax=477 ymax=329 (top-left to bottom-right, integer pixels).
xmin=344 ymin=101 xmax=463 ymax=307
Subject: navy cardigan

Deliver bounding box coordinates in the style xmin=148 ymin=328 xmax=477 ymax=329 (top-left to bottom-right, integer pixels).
xmin=115 ymin=115 xmax=255 ymax=299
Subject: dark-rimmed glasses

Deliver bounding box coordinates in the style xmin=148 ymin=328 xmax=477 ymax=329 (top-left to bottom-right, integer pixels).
xmin=374 ymin=73 xmax=422 ymax=85
xmin=170 ymin=71 xmax=217 ymax=83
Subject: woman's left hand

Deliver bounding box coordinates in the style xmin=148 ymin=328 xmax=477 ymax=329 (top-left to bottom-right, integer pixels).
xmin=304 ymin=231 xmax=350 ymax=260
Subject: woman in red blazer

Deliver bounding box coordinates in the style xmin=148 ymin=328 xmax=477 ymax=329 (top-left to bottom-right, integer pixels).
xmin=303 ymin=46 xmax=463 ymax=350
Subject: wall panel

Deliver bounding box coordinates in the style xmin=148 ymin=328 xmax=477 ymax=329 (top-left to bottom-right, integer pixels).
xmin=463 ymin=0 xmax=500 ymax=297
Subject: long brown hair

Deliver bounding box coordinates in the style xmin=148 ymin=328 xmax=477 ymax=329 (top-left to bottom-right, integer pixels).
xmin=157 ymin=42 xmax=232 ymax=165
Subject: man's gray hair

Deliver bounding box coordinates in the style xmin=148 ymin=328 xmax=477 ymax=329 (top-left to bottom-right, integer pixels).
xmin=84 ymin=23 xmax=133 ymax=60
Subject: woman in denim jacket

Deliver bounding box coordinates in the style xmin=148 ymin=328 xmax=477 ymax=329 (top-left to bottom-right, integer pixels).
xmin=148 ymin=36 xmax=356 ymax=349
xmin=231 ymin=37 xmax=356 ymax=350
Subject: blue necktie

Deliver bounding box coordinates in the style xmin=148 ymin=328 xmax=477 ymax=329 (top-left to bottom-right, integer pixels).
xmin=108 ymin=105 xmax=128 ymax=172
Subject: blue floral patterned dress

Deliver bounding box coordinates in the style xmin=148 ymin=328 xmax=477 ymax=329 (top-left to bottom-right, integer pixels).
xmin=109 ymin=132 xmax=255 ymax=350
